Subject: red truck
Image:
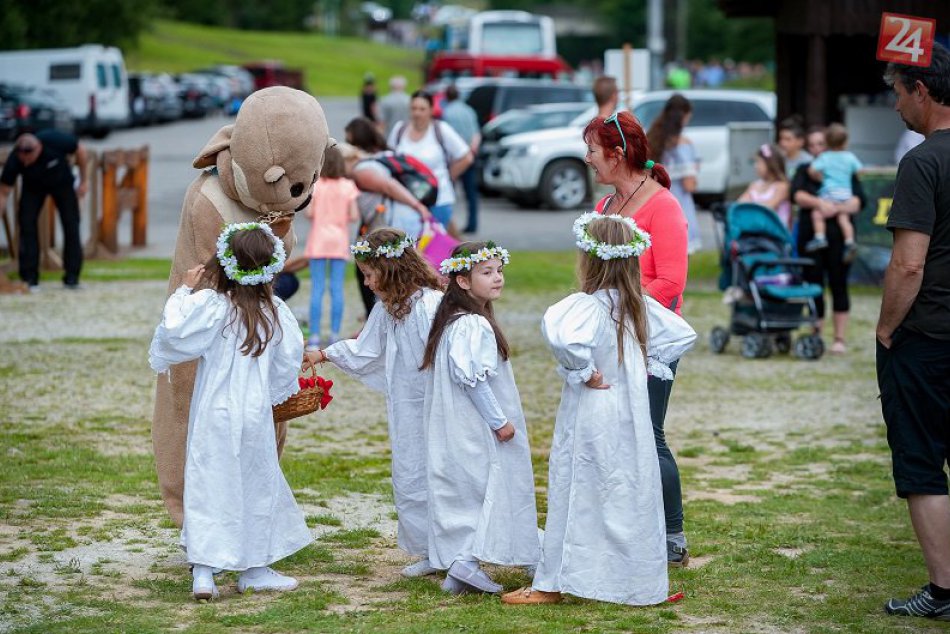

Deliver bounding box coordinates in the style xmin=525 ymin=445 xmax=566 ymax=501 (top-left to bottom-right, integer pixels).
xmin=426 ymin=10 xmax=571 ymax=83
xmin=243 ymin=62 xmax=306 ymax=92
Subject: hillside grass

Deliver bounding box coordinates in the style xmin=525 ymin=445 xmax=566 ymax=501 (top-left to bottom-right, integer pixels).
xmin=125 ymin=19 xmax=425 ymax=97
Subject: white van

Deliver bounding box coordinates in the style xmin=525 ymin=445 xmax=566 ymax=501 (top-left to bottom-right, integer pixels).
xmin=0 ymin=44 xmax=130 ymax=138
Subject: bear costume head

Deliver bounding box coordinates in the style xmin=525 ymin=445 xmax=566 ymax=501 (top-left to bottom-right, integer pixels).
xmin=193 ymin=86 xmax=331 ymax=217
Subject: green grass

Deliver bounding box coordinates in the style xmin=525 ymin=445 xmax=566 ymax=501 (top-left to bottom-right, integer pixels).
xmin=16 ymin=250 xmax=726 ymax=289
xmin=23 ymin=258 xmax=171 ymax=282
xmin=2 ymin=251 xmax=931 ymax=633
xmin=126 ymin=19 xmax=425 ymax=96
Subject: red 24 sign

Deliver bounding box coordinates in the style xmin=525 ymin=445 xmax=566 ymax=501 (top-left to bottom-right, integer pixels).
xmin=877 ymin=12 xmax=936 ymax=67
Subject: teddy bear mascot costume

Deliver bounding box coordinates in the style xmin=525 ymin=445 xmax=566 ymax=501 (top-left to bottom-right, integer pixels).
xmin=153 ymin=86 xmax=331 ymax=526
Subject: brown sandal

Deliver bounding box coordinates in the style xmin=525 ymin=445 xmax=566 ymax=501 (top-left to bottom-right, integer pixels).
xmin=501 ymin=587 xmax=563 ymax=605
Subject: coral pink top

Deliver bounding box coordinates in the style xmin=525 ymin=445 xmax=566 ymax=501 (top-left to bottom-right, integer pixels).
xmin=596 ymin=188 xmax=689 ymax=315
xmin=304 ymin=177 xmax=360 ymax=260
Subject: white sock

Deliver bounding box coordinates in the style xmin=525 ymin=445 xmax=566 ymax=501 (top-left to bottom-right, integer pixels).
xmin=193 ymin=564 xmax=213 ymax=583
xmin=667 ymin=532 xmax=687 ymax=549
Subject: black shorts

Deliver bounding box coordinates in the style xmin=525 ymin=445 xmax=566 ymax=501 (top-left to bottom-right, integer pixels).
xmin=877 ymin=329 xmax=950 ymax=498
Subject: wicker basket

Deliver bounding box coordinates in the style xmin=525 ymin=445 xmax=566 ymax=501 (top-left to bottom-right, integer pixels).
xmin=273 ymin=360 xmax=325 ymax=423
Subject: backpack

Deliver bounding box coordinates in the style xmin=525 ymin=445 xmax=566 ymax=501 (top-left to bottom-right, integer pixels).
xmin=373 ymin=151 xmax=440 ymax=208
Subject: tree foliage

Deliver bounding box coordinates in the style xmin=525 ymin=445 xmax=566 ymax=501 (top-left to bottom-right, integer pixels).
xmin=161 ymin=0 xmax=316 ymax=31
xmin=683 ymin=0 xmax=773 ymax=63
xmin=0 ymin=0 xmax=159 ymax=49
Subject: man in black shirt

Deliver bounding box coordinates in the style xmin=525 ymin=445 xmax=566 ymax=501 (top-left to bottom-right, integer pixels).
xmin=877 ymin=42 xmax=950 ymax=622
xmin=0 ymin=131 xmax=88 ymax=289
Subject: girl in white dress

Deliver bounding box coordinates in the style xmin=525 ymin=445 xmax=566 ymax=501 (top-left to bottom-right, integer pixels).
xmin=149 ymin=222 xmax=312 ymax=601
xmin=502 ymin=213 xmax=696 ymax=606
xmin=305 ymin=228 xmax=443 ymax=578
xmin=419 ymin=241 xmax=540 ymax=595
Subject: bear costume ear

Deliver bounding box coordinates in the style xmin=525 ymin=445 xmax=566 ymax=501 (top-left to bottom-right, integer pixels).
xmin=193 ymin=125 xmax=234 ymax=169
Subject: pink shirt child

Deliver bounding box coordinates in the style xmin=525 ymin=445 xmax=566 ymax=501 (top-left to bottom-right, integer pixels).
xmin=304 ymin=177 xmax=360 ymax=260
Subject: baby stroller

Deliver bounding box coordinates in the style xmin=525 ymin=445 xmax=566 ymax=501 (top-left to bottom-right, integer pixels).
xmin=710 ymin=202 xmax=825 ymax=360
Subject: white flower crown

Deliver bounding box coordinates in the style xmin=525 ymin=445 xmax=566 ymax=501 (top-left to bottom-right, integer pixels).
xmin=215 ymin=222 xmax=286 ymax=286
xmin=572 ymin=212 xmax=651 ymax=260
xmin=350 ymin=234 xmax=415 ymax=260
xmin=439 ymin=242 xmax=510 ymax=275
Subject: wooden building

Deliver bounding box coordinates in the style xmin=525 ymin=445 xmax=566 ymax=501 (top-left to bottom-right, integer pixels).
xmin=717 ymin=1 xmax=950 ymax=126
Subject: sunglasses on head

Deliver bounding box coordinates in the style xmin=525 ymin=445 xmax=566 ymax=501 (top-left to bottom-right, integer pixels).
xmin=604 ymin=113 xmax=627 ymax=157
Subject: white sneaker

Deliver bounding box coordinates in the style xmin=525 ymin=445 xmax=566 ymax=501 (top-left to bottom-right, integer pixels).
xmin=447 ymin=561 xmax=502 ymax=594
xmin=192 ymin=564 xmax=219 ymax=601
xmin=401 ymin=558 xmax=438 ymax=578
xmin=237 ymin=567 xmax=299 ymax=593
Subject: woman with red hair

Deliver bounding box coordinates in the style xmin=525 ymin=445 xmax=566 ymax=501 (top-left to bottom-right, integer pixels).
xmin=585 ymin=111 xmax=691 ymax=567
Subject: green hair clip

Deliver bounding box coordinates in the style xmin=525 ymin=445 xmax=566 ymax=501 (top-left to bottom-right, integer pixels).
xmin=643 ymin=159 xmax=655 ymax=170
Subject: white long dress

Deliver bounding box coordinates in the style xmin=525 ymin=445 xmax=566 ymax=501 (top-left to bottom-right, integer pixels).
xmin=324 ymin=287 xmax=443 ymax=556
xmin=149 ymin=286 xmax=312 ymax=570
xmin=533 ymin=291 xmax=697 ymax=605
xmin=424 ymin=314 xmax=540 ymax=570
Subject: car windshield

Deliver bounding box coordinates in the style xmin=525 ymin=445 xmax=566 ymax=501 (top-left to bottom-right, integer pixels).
xmin=633 ymin=97 xmax=771 ymax=129
xmin=481 ymin=23 xmax=544 ymax=55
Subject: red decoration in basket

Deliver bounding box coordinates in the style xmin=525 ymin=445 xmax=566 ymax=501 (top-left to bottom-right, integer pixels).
xmin=316 ymin=376 xmax=334 ymax=409
xmin=273 ymin=361 xmax=332 ymax=423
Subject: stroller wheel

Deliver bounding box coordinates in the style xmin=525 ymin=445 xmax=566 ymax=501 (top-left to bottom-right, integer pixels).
xmin=741 ymin=333 xmax=773 ymax=359
xmin=775 ymin=333 xmax=792 ymax=354
xmin=793 ymin=334 xmax=825 ymax=360
xmin=709 ymin=327 xmax=730 ymax=354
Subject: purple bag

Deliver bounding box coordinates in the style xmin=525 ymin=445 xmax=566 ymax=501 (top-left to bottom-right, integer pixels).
xmin=417 ymin=219 xmax=459 ymax=273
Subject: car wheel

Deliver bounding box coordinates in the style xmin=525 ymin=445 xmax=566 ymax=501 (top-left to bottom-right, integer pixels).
xmin=540 ymin=159 xmax=589 ymax=210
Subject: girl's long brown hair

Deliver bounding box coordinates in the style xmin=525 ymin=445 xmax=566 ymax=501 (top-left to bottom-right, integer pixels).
xmin=577 ymin=218 xmax=649 ymax=364
xmin=645 ymin=93 xmax=693 ymax=163
xmin=201 ymin=227 xmax=282 ymax=357
xmin=359 ymin=227 xmax=441 ymax=321
xmin=420 ymin=241 xmax=510 ymax=370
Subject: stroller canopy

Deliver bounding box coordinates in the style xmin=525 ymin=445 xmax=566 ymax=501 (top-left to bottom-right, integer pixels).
xmin=725 ymin=202 xmax=792 ymax=246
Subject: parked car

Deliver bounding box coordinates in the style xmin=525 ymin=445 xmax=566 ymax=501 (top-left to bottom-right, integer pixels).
xmin=175 ymin=73 xmax=215 ymax=119
xmin=360 ymin=1 xmax=393 ymax=28
xmin=427 ymin=77 xmax=592 ymax=127
xmin=128 ymin=72 xmax=182 ymax=126
xmin=478 ymin=101 xmax=592 ymax=191
xmin=195 ymin=65 xmax=254 ymax=114
xmin=0 ymin=83 xmax=74 ymax=140
xmin=0 ymin=100 xmax=16 ymax=141
xmin=0 ymin=44 xmax=129 ymax=138
xmin=484 ymin=89 xmax=776 ymax=210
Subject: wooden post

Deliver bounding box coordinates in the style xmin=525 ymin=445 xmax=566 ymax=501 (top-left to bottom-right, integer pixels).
xmin=806 ymin=34 xmax=827 ymax=127
xmin=97 ymin=146 xmax=149 ymax=254
xmin=38 ymin=197 xmax=62 ymax=271
xmin=622 ymin=42 xmax=633 ymax=111
xmin=100 ymin=157 xmax=118 ymax=254
xmin=83 ymin=151 xmax=101 ymax=258
xmin=133 ymin=147 xmax=149 ymax=247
